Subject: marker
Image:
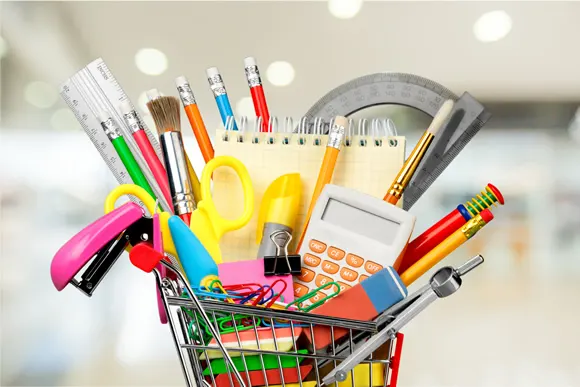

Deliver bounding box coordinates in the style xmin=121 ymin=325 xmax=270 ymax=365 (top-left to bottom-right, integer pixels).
xmin=244 ymin=57 xmax=270 ymax=132
xmin=256 ymin=173 xmax=301 ymax=259
xmin=206 ymin=67 xmax=238 ymax=130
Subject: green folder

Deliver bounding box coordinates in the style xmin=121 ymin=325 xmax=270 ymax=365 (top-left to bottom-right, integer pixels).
xmin=202 ymin=349 xmax=308 ymax=376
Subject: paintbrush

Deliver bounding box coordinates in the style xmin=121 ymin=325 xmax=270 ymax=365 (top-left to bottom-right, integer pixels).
xmin=147 ymin=95 xmax=196 ymax=225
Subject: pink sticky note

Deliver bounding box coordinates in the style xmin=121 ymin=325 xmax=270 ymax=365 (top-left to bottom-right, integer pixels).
xmin=218 ymin=260 xmax=295 ymax=303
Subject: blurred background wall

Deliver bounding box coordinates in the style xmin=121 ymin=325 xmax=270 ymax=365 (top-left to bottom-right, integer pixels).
xmin=1 ymin=1 xmax=580 ymax=386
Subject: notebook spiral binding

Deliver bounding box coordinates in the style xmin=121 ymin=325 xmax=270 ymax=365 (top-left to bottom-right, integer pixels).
xmin=220 ymin=116 xmax=400 ymax=148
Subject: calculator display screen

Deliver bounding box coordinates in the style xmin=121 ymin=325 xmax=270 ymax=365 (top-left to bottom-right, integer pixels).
xmin=321 ymin=199 xmax=400 ymax=245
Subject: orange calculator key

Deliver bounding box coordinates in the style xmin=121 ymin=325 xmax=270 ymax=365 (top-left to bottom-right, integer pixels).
xmin=327 ymin=247 xmax=345 ymax=260
xmin=340 ymin=267 xmax=358 ymax=282
xmin=309 ymin=239 xmax=327 ymax=254
xmin=321 ymin=260 xmax=339 ymax=275
xmin=293 ymin=283 xmax=309 ymax=297
xmin=364 ymin=261 xmax=383 ymax=274
xmin=346 ymin=253 xmax=364 ymax=268
xmin=359 ymin=275 xmax=369 ymax=283
xmin=315 ymin=274 xmax=334 ymax=290
xmin=303 ymin=253 xmax=321 ymax=267
xmin=309 ymin=290 xmax=327 ymax=304
xmin=337 ymin=281 xmax=352 ymax=292
xmin=298 ymin=268 xmax=315 ymax=282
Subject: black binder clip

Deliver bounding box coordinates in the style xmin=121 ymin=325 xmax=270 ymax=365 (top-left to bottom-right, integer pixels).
xmin=263 ymin=230 xmax=302 ymax=276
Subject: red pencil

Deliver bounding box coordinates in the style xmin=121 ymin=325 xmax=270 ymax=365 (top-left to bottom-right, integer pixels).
xmin=244 ymin=57 xmax=270 ymax=132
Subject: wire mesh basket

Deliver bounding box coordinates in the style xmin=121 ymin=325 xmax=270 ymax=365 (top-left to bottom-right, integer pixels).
xmin=156 ymin=262 xmax=404 ymax=387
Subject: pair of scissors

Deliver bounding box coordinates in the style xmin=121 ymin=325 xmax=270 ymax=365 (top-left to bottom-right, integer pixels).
xmin=189 ymin=155 xmax=254 ymax=264
xmin=104 ymin=155 xmax=254 ymax=264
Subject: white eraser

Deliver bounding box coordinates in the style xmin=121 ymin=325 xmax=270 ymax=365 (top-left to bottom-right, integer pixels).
xmin=244 ymin=57 xmax=257 ymax=67
xmin=206 ymin=67 xmax=220 ymax=78
xmin=333 ymin=116 xmax=349 ymax=128
xmin=175 ymin=76 xmax=188 ymax=87
xmin=118 ymin=100 xmax=133 ymax=115
xmin=427 ymin=99 xmax=454 ymax=136
xmin=146 ymin=88 xmax=161 ymax=101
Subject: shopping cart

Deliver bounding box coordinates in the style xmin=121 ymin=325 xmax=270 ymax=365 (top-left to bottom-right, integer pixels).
xmin=149 ymin=255 xmax=483 ymax=387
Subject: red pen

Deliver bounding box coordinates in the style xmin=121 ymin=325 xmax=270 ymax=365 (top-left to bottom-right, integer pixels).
xmin=244 ymin=57 xmax=270 ymax=132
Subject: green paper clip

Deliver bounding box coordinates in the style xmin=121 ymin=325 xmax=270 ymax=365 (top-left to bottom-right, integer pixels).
xmin=285 ymin=282 xmax=340 ymax=312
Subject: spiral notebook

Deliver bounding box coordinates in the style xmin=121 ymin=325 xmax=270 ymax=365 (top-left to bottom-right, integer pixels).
xmin=212 ymin=116 xmax=406 ymax=262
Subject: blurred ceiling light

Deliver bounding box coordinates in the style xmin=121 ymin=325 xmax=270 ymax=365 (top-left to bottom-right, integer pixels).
xmin=266 ymin=61 xmax=295 ymax=87
xmin=328 ymin=0 xmax=363 ymax=19
xmin=134 ymin=48 xmax=168 ymax=76
xmin=50 ymin=108 xmax=80 ymax=131
xmin=236 ymin=96 xmax=256 ymax=118
xmin=24 ymin=81 xmax=58 ymax=109
xmin=0 ymin=35 xmax=8 ymax=58
xmin=473 ymin=10 xmax=512 ymax=43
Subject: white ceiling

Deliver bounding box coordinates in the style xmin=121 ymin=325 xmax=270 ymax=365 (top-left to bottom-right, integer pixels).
xmin=2 ymin=1 xmax=580 ymax=132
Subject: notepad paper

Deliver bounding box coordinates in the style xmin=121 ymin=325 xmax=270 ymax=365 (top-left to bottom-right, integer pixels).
xmin=212 ymin=129 xmax=406 ymax=262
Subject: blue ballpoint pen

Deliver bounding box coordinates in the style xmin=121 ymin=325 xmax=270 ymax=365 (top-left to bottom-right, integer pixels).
xmin=206 ymin=67 xmax=238 ymax=131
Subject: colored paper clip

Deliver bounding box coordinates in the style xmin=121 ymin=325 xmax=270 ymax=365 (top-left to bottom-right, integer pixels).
xmin=214 ymin=281 xmax=263 ymax=297
xmin=188 ymin=312 xmax=262 ymax=341
xmin=286 ymin=282 xmax=341 ymax=312
xmin=238 ymin=285 xmax=274 ymax=306
xmin=262 ymin=279 xmax=287 ymax=308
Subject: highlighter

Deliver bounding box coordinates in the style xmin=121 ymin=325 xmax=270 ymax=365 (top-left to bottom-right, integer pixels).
xmin=256 ymin=174 xmax=301 ymax=259
xmin=168 ymin=215 xmax=219 ymax=287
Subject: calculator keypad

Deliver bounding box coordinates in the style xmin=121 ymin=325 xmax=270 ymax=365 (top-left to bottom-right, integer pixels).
xmin=327 ymin=247 xmax=345 ymax=260
xmin=294 ymin=238 xmax=383 ymax=305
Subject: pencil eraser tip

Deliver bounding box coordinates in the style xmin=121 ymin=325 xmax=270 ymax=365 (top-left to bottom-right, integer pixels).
xmin=118 ymin=100 xmax=133 ymax=115
xmin=96 ymin=111 xmax=110 ymax=123
xmin=206 ymin=67 xmax=220 ymax=77
xmin=175 ymin=76 xmax=188 ymax=87
xmin=480 ymin=208 xmax=494 ymax=223
xmin=244 ymin=57 xmax=257 ymax=67
xmin=333 ymin=116 xmax=349 ymax=128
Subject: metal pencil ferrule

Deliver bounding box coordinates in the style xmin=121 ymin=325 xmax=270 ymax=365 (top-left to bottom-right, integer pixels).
xmin=176 ymin=83 xmax=196 ymax=106
xmin=208 ymin=74 xmax=227 ymax=97
xmin=122 ymin=110 xmax=144 ymax=134
xmin=387 ymin=183 xmax=405 ymax=200
xmin=244 ymin=65 xmax=262 ymax=88
xmin=461 ymin=214 xmax=487 ymax=239
xmin=160 ymin=132 xmax=196 ymax=215
xmin=100 ymin=117 xmax=122 ymax=140
xmin=328 ymin=122 xmax=345 ymax=149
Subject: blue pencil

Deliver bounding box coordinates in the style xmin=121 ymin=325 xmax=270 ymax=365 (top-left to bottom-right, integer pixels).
xmin=206 ymin=67 xmax=238 ymax=131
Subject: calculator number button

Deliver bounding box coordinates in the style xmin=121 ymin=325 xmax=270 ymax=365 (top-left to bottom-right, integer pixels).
xmin=321 ymin=260 xmax=339 ymax=274
xmin=364 ymin=261 xmax=383 ymax=274
xmin=303 ymin=253 xmax=321 ymax=267
xmin=309 ymin=291 xmax=327 ymax=304
xmin=315 ymin=274 xmax=334 ymax=290
xmin=340 ymin=267 xmax=358 ymax=282
xmin=293 ymin=283 xmax=309 ymax=297
xmin=327 ymin=247 xmax=345 ymax=260
xmin=298 ymin=268 xmax=315 ymax=282
xmin=309 ymin=240 xmax=327 ymax=254
xmin=346 ymin=254 xmax=364 ymax=268
xmin=337 ymin=281 xmax=352 ymax=292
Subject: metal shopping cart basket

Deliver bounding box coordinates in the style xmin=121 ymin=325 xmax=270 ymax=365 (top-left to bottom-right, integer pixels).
xmin=152 ymin=255 xmax=483 ymax=387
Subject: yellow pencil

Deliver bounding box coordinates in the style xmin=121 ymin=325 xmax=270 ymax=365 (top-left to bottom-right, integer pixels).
xmin=296 ymin=116 xmax=347 ymax=252
xmin=400 ymin=208 xmax=493 ymax=286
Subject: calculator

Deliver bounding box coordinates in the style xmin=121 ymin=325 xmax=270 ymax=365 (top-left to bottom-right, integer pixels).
xmin=294 ymin=184 xmax=416 ymax=305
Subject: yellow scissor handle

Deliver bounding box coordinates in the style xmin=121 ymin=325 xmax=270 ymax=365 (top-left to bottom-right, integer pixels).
xmin=104 ymin=184 xmax=178 ymax=258
xmin=199 ymin=156 xmax=254 ymax=238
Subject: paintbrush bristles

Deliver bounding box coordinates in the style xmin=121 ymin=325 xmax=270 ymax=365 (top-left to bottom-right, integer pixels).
xmin=147 ymin=96 xmax=181 ymax=135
